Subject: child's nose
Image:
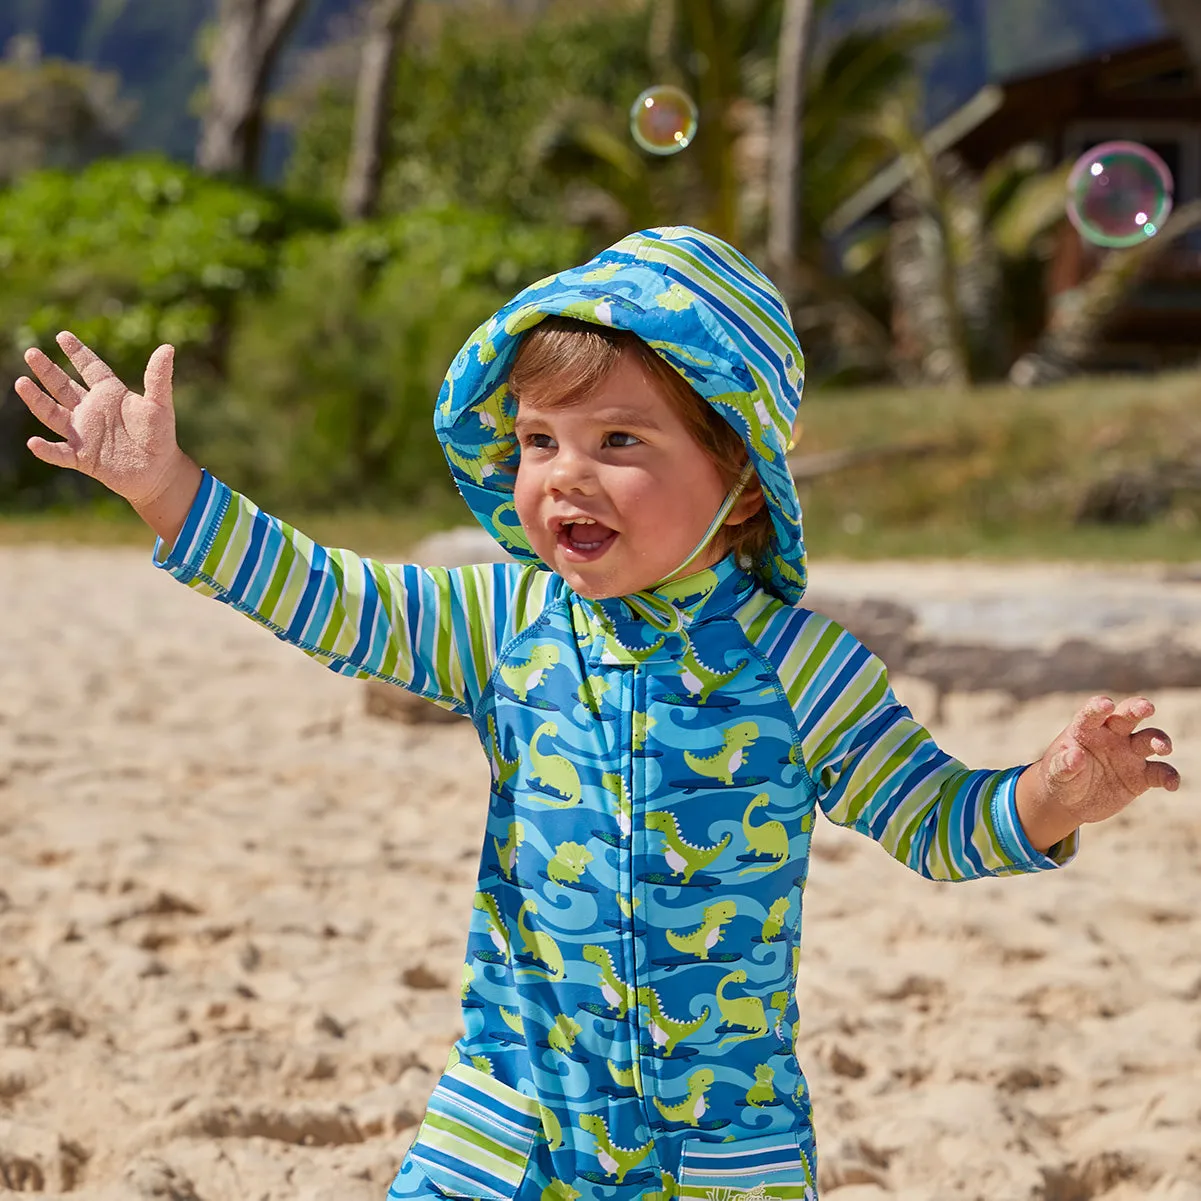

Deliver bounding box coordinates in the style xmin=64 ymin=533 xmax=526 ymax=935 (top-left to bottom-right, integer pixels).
xmin=547 ymin=447 xmax=597 ymax=495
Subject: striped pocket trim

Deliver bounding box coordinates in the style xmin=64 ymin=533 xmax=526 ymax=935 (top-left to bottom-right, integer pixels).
xmin=679 ymin=1131 xmax=815 ymax=1199
xmin=410 ymin=1062 xmax=542 ymax=1200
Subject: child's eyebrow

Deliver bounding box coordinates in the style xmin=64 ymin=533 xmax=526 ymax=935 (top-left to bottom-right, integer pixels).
xmin=590 ymin=406 xmax=659 ymax=429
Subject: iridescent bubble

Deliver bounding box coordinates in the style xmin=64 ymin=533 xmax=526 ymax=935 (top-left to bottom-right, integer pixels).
xmin=1066 ymin=141 xmax=1174 ymax=249
xmin=629 ymin=85 xmax=698 ymax=156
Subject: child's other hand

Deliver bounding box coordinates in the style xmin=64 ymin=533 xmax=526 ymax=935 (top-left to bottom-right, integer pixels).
xmin=14 ymin=332 xmax=186 ymax=509
xmin=1016 ymin=695 xmax=1179 ymax=852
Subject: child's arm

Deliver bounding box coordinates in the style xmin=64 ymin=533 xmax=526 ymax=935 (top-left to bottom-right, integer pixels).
xmin=785 ymin=616 xmax=1178 ymax=880
xmin=13 ymin=334 xmax=539 ymax=714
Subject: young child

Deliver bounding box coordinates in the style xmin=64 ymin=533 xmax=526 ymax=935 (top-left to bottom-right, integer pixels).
xmin=14 ymin=226 xmax=1178 ymax=1201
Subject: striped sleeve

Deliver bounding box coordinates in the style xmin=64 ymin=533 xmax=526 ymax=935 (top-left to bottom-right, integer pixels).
xmin=150 ymin=470 xmax=556 ymax=716
xmin=767 ymin=608 xmax=1077 ymax=881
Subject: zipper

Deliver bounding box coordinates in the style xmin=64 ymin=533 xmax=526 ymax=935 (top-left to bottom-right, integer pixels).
xmin=624 ymin=665 xmax=662 ymax=1173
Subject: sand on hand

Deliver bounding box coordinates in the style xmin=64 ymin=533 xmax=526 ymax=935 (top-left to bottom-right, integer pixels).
xmin=0 ymin=545 xmax=1197 ymax=1200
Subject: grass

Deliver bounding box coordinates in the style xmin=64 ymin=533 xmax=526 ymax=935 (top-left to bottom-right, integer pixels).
xmin=2 ymin=370 xmax=1198 ymax=561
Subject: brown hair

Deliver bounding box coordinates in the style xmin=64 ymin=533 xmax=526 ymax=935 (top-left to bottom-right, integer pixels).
xmin=509 ymin=317 xmax=772 ymax=566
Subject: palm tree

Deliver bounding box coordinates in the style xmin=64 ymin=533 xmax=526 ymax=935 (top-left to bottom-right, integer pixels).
xmin=767 ymin=0 xmax=817 ymax=303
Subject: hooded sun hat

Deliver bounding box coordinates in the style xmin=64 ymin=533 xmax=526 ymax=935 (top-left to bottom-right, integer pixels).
xmin=434 ymin=225 xmax=808 ymax=604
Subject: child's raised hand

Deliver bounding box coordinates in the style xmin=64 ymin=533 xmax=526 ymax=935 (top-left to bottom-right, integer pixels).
xmin=1016 ymin=695 xmax=1179 ymax=851
xmin=14 ymin=332 xmax=185 ymax=508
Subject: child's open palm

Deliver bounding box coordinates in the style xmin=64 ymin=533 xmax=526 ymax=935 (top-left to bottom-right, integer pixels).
xmin=14 ymin=332 xmax=183 ymax=508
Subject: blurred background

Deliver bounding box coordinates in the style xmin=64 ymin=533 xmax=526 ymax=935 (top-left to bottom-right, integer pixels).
xmin=0 ymin=0 xmax=1199 ymax=559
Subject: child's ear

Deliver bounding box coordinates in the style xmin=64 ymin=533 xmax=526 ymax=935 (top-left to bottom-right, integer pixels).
xmin=726 ymin=478 xmax=765 ymax=526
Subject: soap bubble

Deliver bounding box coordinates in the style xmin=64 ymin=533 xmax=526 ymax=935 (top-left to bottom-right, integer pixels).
xmin=630 ymin=85 xmax=698 ymax=156
xmin=1066 ymin=141 xmax=1174 ymax=249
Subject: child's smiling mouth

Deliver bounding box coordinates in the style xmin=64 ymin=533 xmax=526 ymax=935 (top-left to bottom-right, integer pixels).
xmin=555 ymin=517 xmax=618 ymax=561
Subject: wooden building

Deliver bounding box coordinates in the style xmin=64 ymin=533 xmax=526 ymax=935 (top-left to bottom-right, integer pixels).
xmin=827 ymin=36 xmax=1201 ymax=371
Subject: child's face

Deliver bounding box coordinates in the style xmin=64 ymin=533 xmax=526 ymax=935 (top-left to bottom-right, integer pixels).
xmin=513 ymin=352 xmax=732 ymax=599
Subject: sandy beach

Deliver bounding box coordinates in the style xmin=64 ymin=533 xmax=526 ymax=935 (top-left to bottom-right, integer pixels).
xmin=1 ymin=544 xmax=1198 ymax=1200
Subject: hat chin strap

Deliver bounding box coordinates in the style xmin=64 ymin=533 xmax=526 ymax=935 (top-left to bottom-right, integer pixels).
xmin=650 ymin=461 xmax=758 ymax=590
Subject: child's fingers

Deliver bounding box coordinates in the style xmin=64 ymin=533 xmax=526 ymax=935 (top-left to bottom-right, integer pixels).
xmin=56 ymin=331 xmax=122 ymax=391
xmin=26 ymin=434 xmax=79 ymax=470
xmin=1145 ymin=759 xmax=1181 ymax=792
xmin=1103 ymin=696 xmax=1155 ymax=738
xmin=14 ymin=376 xmax=72 ymax=436
xmin=1129 ymin=727 xmax=1171 ymax=759
xmin=23 ymin=347 xmax=86 ymax=409
xmin=143 ymin=344 xmax=175 ymax=407
xmin=1071 ymin=695 xmax=1116 ymax=736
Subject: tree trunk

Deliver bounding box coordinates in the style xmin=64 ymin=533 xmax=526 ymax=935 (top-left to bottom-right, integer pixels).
xmin=196 ymin=0 xmax=309 ymax=178
xmin=1010 ymin=200 xmax=1201 ymax=385
xmin=766 ymin=0 xmax=816 ymax=304
xmin=1156 ymin=0 xmax=1201 ymax=76
xmin=341 ymin=0 xmax=418 ymax=222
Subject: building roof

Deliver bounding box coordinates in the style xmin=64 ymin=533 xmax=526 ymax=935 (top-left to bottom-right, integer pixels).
xmin=823 ymin=35 xmax=1198 ymax=238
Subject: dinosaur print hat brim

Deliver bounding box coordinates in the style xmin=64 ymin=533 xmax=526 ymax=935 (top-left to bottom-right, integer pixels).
xmin=434 ymin=225 xmax=808 ymax=604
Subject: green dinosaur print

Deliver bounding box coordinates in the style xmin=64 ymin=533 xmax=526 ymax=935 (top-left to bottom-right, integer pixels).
xmin=517 ymin=900 xmax=565 ymax=980
xmin=654 ymin=281 xmax=698 ymax=311
xmin=636 ymin=985 xmax=710 ymax=1056
xmin=473 ymin=891 xmax=511 ymax=961
xmin=499 ymin=644 xmax=560 ymax=701
xmin=581 ymin=261 xmax=623 ymax=283
xmin=585 ymin=608 xmax=666 ymax=666
xmin=460 ymin=962 xmax=474 ymax=1000
xmin=492 ymin=820 xmax=525 ymax=881
xmin=486 ymin=714 xmax=521 ymax=791
xmin=631 ymin=709 xmax=656 ymax=753
xmin=529 ymin=721 xmax=582 ymax=808
xmin=475 ymin=380 xmax=513 ymax=435
xmin=665 ymin=899 xmax=737 ymax=960
xmin=541 ymin=1180 xmax=580 ymax=1201
xmin=645 ymin=811 xmax=732 ymax=883
xmin=652 ymin=1067 xmax=715 ymax=1126
xmin=770 ymin=989 xmax=792 ymax=1036
xmin=677 ymin=641 xmax=741 ymax=704
xmin=499 ymin=1006 xmax=524 ymax=1036
xmin=641 ymin=1172 xmax=678 ymax=1201
xmin=683 ymin=721 xmax=759 ymax=785
xmin=761 ymin=896 xmax=791 ymax=942
xmin=716 ymin=969 xmax=770 ymax=1049
xmin=547 ymin=840 xmax=594 ymax=884
xmin=605 ymin=1058 xmax=644 ymax=1097
xmin=578 ymin=1113 xmax=654 ymax=1184
xmin=470 ymin=1054 xmax=494 ymax=1075
xmin=616 ymin=892 xmax=641 ymax=919
xmin=600 ymin=771 xmax=633 ymax=840
xmin=539 ymin=1104 xmax=564 ymax=1151
xmin=445 ymin=442 xmax=499 ymax=487
xmin=739 ymin=793 xmax=789 ymax=874
xmin=547 ymin=1013 xmax=583 ymax=1053
xmin=583 ymin=944 xmax=635 ymax=1018
xmin=576 ymin=674 xmax=613 ymax=715
xmin=745 ymin=1063 xmax=777 ymax=1107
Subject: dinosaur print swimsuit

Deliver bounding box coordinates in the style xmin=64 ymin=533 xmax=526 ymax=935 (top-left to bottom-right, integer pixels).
xmin=156 ymin=228 xmax=1073 ymax=1200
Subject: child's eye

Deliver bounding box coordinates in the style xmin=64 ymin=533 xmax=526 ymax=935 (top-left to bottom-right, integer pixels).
xmin=605 ymin=431 xmax=640 ymax=448
xmin=522 ymin=432 xmax=556 ymax=450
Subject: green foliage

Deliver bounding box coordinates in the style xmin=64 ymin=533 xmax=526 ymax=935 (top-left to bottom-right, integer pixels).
xmin=0 ymin=155 xmax=335 ymax=504
xmin=286 ymin=4 xmax=652 ymax=229
xmin=182 ymin=206 xmax=584 ymax=512
xmin=797 ymin=368 xmax=1200 ymax=558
